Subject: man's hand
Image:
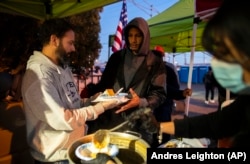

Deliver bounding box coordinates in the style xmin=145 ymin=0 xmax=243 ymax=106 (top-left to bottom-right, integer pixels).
xmin=182 ymin=88 xmax=192 ymax=97
xmin=115 ymin=88 xmax=139 ymax=114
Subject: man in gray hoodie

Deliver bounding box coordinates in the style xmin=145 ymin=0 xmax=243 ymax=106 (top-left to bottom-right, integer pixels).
xmin=21 ymin=19 xmax=124 ymax=163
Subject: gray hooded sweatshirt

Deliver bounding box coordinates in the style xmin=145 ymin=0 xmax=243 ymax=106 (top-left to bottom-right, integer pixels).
xmin=21 ymin=51 xmax=105 ymax=162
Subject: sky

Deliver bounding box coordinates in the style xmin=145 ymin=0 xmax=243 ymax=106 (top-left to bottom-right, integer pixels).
xmin=97 ymin=0 xmax=212 ymax=66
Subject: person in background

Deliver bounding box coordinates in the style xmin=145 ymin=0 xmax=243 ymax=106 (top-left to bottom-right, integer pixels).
xmin=85 ymin=17 xmax=167 ymax=145
xmin=21 ymin=19 xmax=125 ymax=163
xmin=0 ymin=71 xmax=34 ymax=163
xmin=203 ymin=66 xmax=216 ymax=104
xmin=159 ymin=0 xmax=250 ymax=147
xmin=151 ymin=46 xmax=192 ymax=147
xmin=7 ymin=62 xmax=26 ymax=102
xmin=0 ymin=72 xmax=13 ymax=101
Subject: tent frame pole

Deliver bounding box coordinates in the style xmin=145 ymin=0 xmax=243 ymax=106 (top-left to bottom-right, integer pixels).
xmin=184 ymin=16 xmax=199 ymax=117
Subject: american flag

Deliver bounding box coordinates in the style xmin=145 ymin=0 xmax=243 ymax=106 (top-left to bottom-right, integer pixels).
xmin=111 ymin=0 xmax=127 ymax=52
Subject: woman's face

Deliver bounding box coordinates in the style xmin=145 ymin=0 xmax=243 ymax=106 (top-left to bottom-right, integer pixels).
xmin=223 ymin=37 xmax=250 ymax=84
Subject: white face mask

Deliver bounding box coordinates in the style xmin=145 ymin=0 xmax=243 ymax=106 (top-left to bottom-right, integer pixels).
xmin=211 ymin=58 xmax=250 ymax=94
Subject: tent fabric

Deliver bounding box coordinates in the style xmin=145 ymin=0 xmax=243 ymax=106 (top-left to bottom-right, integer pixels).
xmin=0 ymin=0 xmax=120 ymax=20
xmin=196 ymin=0 xmax=223 ymax=20
xmin=147 ymin=0 xmax=206 ymax=53
xmin=147 ymin=0 xmax=223 ymax=53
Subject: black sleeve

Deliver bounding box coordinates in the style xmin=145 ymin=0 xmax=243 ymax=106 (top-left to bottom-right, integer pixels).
xmin=165 ymin=65 xmax=180 ymax=90
xmin=165 ymin=65 xmax=184 ymax=100
xmin=167 ymin=86 xmax=185 ymax=100
xmin=92 ymin=51 xmax=122 ymax=94
xmin=174 ymin=96 xmax=246 ymax=139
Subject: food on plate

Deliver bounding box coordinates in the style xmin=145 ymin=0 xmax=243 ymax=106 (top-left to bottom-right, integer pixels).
xmin=164 ymin=141 xmax=177 ymax=148
xmin=89 ymin=129 xmax=111 ymax=158
xmin=103 ymin=89 xmax=115 ymax=96
xmin=76 ymin=143 xmax=118 ymax=160
xmin=76 ymin=130 xmax=111 ymax=159
xmin=79 ymin=148 xmax=92 ymax=158
xmin=92 ymin=129 xmax=110 ymax=150
xmin=159 ymin=139 xmax=194 ymax=148
xmin=75 ymin=130 xmax=119 ymax=161
xmin=92 ymin=88 xmax=129 ymax=102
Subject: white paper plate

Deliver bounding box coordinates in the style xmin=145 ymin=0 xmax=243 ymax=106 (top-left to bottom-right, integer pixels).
xmin=92 ymin=93 xmax=129 ymax=102
xmin=75 ymin=143 xmax=119 ymax=161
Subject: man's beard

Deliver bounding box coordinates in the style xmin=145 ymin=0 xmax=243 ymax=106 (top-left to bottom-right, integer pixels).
xmin=55 ymin=43 xmax=70 ymax=68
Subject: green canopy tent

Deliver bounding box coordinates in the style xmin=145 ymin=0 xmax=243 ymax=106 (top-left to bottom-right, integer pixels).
xmin=0 ymin=0 xmax=120 ymax=20
xmin=147 ymin=0 xmax=206 ymax=53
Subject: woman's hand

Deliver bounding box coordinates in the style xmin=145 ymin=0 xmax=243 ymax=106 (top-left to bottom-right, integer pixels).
xmin=115 ymin=88 xmax=140 ymax=114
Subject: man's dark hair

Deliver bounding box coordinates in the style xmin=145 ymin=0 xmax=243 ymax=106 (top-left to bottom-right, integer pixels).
xmin=38 ymin=19 xmax=75 ymax=46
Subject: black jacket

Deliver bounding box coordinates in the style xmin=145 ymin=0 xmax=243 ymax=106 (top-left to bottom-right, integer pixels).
xmin=174 ymin=95 xmax=250 ymax=147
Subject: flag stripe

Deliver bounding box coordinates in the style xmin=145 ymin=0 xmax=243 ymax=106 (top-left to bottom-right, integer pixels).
xmin=111 ymin=0 xmax=127 ymax=53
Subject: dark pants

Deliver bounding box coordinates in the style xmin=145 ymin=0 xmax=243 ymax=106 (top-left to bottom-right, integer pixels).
xmin=205 ymin=85 xmax=214 ymax=101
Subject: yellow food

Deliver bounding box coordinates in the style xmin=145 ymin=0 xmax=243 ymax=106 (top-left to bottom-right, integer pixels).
xmin=92 ymin=129 xmax=110 ymax=150
xmin=104 ymin=89 xmax=115 ymax=96
xmin=79 ymin=148 xmax=103 ymax=159
xmin=90 ymin=152 xmax=97 ymax=158
xmin=165 ymin=141 xmax=177 ymax=148
xmin=78 ymin=130 xmax=113 ymax=160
